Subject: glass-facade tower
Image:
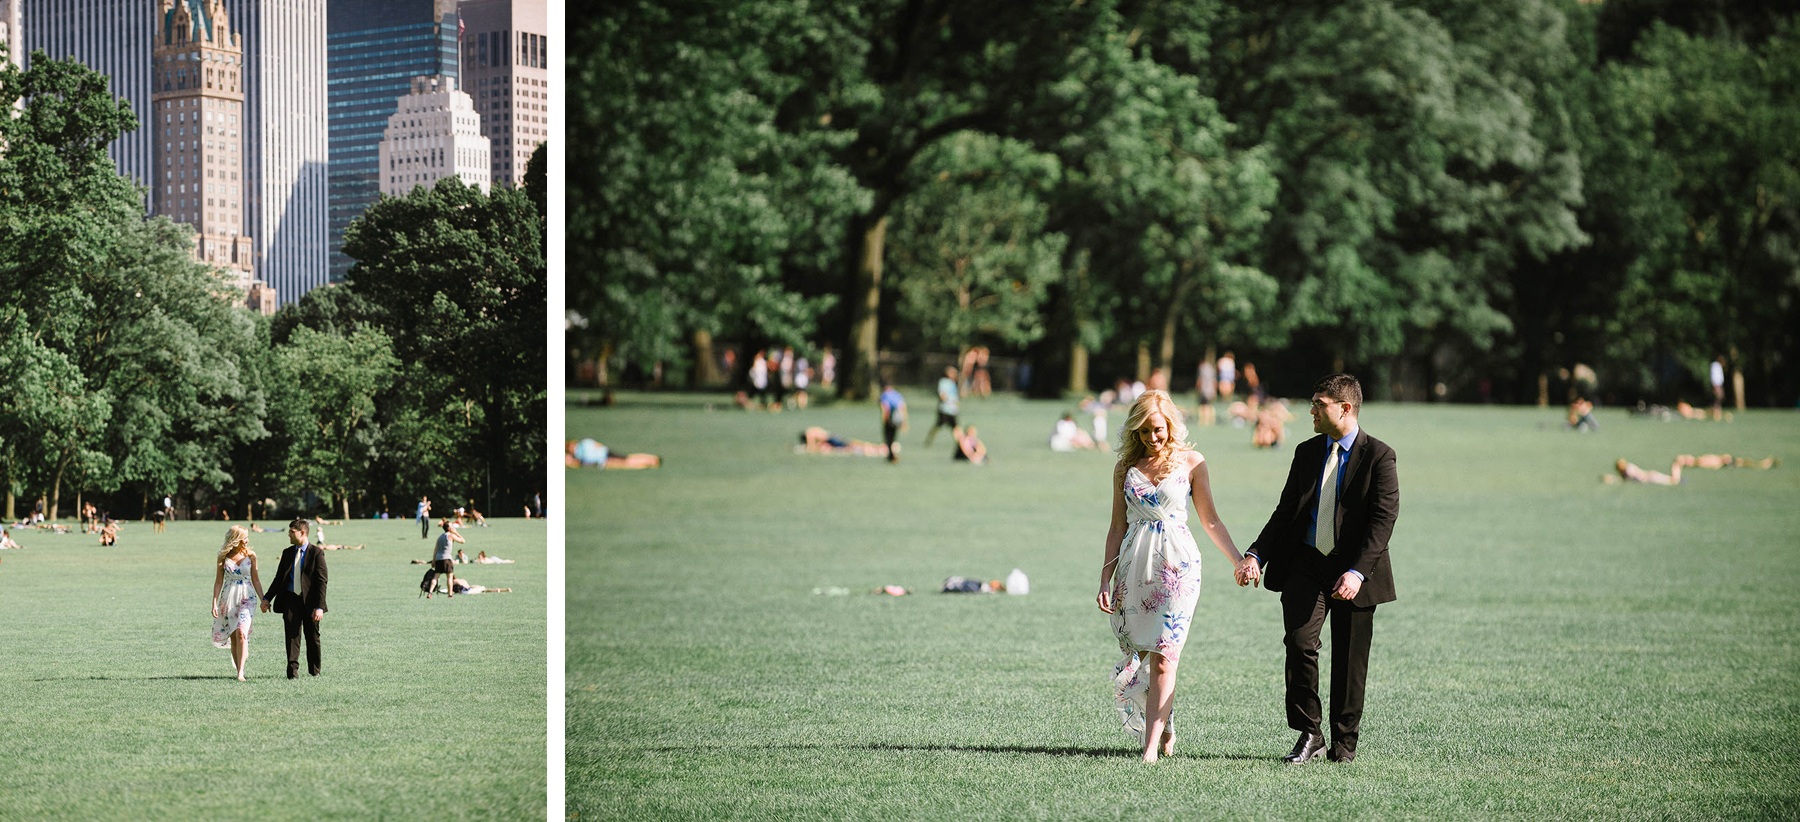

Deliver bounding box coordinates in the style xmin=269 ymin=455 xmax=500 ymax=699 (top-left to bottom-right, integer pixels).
xmin=326 ymin=0 xmax=457 ymax=282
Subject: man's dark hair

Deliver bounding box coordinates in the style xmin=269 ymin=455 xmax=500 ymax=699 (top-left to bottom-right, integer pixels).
xmin=287 ymin=518 xmax=310 ymax=534
xmin=1313 ymin=374 xmax=1363 ymax=415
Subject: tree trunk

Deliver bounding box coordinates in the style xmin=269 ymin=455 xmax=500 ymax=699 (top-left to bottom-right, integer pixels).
xmin=50 ymin=457 xmax=66 ymax=522
xmin=339 ymin=486 xmax=350 ymax=522
xmin=844 ymin=215 xmax=889 ymax=401
xmin=1068 ymin=342 xmax=1088 ymax=395
xmin=595 ymin=340 xmax=613 ymax=388
xmin=1158 ymin=264 xmax=1197 ymax=376
xmin=691 ymin=329 xmax=719 ymax=387
xmin=1135 ymin=343 xmax=1151 ymax=383
xmin=1537 ymin=373 xmax=1549 ymax=407
xmin=1732 ymin=367 xmax=1746 ymax=411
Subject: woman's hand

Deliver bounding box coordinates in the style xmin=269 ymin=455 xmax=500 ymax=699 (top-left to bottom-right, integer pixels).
xmin=211 ymin=602 xmax=221 ymax=619
xmin=1096 ymin=586 xmax=1115 ymax=614
xmin=1235 ymin=556 xmax=1262 ymax=588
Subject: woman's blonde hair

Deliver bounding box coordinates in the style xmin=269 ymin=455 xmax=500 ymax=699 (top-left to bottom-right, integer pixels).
xmin=217 ymin=525 xmax=252 ymax=563
xmin=1113 ymin=389 xmax=1193 ymax=487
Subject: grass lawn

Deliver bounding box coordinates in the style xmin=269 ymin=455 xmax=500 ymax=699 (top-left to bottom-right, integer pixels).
xmin=568 ymin=389 xmax=1800 ymax=819
xmin=0 ymin=516 xmax=547 ymax=820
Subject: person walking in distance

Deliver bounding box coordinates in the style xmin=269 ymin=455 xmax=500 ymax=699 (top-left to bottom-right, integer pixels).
xmin=926 ymin=366 xmax=961 ymax=447
xmin=417 ymin=496 xmax=432 ymax=539
xmin=1239 ymin=374 xmax=1399 ymax=764
xmin=878 ymin=380 xmax=907 ymax=464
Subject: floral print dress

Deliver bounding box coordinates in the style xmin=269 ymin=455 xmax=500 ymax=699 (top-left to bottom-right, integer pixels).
xmin=1108 ymin=465 xmax=1202 ymax=738
xmin=212 ymin=556 xmax=256 ymax=648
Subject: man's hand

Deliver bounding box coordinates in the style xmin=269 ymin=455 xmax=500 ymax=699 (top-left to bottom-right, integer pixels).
xmin=1235 ymin=556 xmax=1262 ymax=588
xmin=312 ymin=608 xmax=324 ymax=622
xmin=260 ymin=601 xmax=270 ymax=613
xmin=1331 ymin=572 xmax=1362 ymax=601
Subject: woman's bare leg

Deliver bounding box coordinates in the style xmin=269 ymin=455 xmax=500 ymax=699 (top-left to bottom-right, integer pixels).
xmin=1141 ymin=652 xmax=1178 ymax=762
xmin=230 ymin=629 xmax=247 ymax=680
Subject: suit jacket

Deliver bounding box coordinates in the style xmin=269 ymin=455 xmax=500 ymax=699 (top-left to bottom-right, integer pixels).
xmin=1248 ymin=430 xmax=1399 ymax=606
xmin=268 ymin=542 xmax=329 ymax=614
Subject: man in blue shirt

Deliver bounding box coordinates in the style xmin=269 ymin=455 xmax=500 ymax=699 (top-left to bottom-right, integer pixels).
xmin=878 ymin=380 xmax=907 ymax=463
xmin=1241 ymin=374 xmax=1399 ymax=765
xmin=266 ymin=518 xmax=330 ymax=679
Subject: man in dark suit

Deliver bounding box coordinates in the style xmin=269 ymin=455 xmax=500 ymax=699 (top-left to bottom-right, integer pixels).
xmin=262 ymin=517 xmax=329 ymax=679
xmin=1239 ymin=374 xmax=1398 ymax=764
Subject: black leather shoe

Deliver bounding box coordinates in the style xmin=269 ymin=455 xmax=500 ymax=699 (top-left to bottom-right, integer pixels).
xmin=1327 ymin=745 xmax=1355 ymax=762
xmin=1282 ymin=732 xmax=1326 ymax=764
xmin=287 ymin=671 xmax=298 ymax=680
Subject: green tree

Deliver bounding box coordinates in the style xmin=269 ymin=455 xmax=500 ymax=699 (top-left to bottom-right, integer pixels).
xmin=886 ymin=133 xmax=1067 ymax=357
xmin=343 ymin=175 xmax=546 ymax=513
xmin=270 ymin=325 xmax=397 ymax=521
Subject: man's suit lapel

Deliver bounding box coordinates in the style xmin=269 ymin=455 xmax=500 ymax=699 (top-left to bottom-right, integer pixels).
xmin=1294 ymin=435 xmax=1324 ymax=519
xmin=1335 ymin=431 xmax=1370 ymax=532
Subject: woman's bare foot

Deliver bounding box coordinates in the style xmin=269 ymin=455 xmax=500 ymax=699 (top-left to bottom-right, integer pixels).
xmin=1161 ymin=730 xmax=1176 ymax=758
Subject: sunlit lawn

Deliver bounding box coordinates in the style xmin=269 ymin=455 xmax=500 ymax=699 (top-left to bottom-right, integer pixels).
xmin=0 ymin=517 xmax=547 ymax=820
xmin=569 ymin=390 xmax=1798 ymax=819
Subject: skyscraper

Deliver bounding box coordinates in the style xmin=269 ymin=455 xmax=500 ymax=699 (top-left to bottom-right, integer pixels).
xmin=2 ymin=1 xmax=22 ymax=71
xmin=23 ymin=0 xmax=157 ymax=191
xmin=225 ymin=0 xmax=327 ymax=306
xmin=327 ymin=0 xmax=458 ymax=283
xmin=457 ymin=0 xmax=546 ymax=189
xmin=378 ymin=74 xmax=489 ymax=197
xmin=150 ymin=0 xmax=253 ymax=287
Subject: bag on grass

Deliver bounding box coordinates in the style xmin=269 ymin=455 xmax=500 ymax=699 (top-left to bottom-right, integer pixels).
xmin=420 ymin=567 xmax=439 ymax=596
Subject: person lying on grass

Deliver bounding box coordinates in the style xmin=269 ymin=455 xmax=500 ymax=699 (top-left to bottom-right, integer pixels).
xmin=1603 ymin=458 xmax=1682 ymax=485
xmin=449 ymin=578 xmax=512 ymax=595
xmin=1676 ymin=453 xmax=1779 ymax=470
xmin=474 ymin=551 xmax=514 ymax=563
xmin=317 ymin=542 xmax=364 ymax=550
xmin=566 ymin=438 xmax=662 ymax=469
xmin=796 ymin=426 xmax=889 ymax=457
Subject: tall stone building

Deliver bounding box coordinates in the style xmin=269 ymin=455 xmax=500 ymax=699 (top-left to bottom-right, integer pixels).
xmin=224 ymin=0 xmax=327 ymax=307
xmin=151 ymin=0 xmax=254 ymax=290
xmin=378 ymin=74 xmax=490 ymax=197
xmin=2 ymin=1 xmax=21 ymax=70
xmin=457 ymin=0 xmax=546 ymax=189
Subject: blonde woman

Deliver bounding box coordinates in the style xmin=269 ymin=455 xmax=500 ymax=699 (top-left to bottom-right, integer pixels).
xmin=211 ymin=525 xmax=267 ymax=681
xmin=1097 ymin=390 xmax=1259 ymax=762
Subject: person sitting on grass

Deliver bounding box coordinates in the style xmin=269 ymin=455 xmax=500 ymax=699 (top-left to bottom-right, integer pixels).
xmin=99 ymin=519 xmax=119 ymax=546
xmin=1252 ymin=399 xmax=1292 ymax=449
xmin=1049 ymin=413 xmax=1099 ymax=451
xmin=1603 ymin=458 xmax=1682 ymax=486
xmin=796 ymin=426 xmax=889 ymax=457
xmin=1567 ymin=397 xmax=1598 ymax=432
xmin=466 ymin=504 xmax=489 ymax=527
xmin=475 ymin=551 xmax=514 ymax=564
xmin=1 ymin=529 xmax=22 ymax=549
xmin=566 ymin=438 xmax=662 ymax=469
xmin=952 ymin=426 xmax=988 ymax=465
xmin=1676 ymin=453 xmax=1780 ymax=470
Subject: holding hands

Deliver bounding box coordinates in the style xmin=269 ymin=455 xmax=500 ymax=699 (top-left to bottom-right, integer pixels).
xmin=1234 ymin=555 xmax=1261 ymax=588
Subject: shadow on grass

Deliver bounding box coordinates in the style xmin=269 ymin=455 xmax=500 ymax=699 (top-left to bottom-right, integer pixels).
xmin=29 ymin=675 xmax=233 ymax=681
xmin=650 ymin=741 xmax=1265 ymax=761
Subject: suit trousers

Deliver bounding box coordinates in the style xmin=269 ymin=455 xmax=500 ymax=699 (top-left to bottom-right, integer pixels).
xmin=282 ymin=607 xmax=323 ymax=676
xmin=1280 ymin=549 xmax=1375 ymax=749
